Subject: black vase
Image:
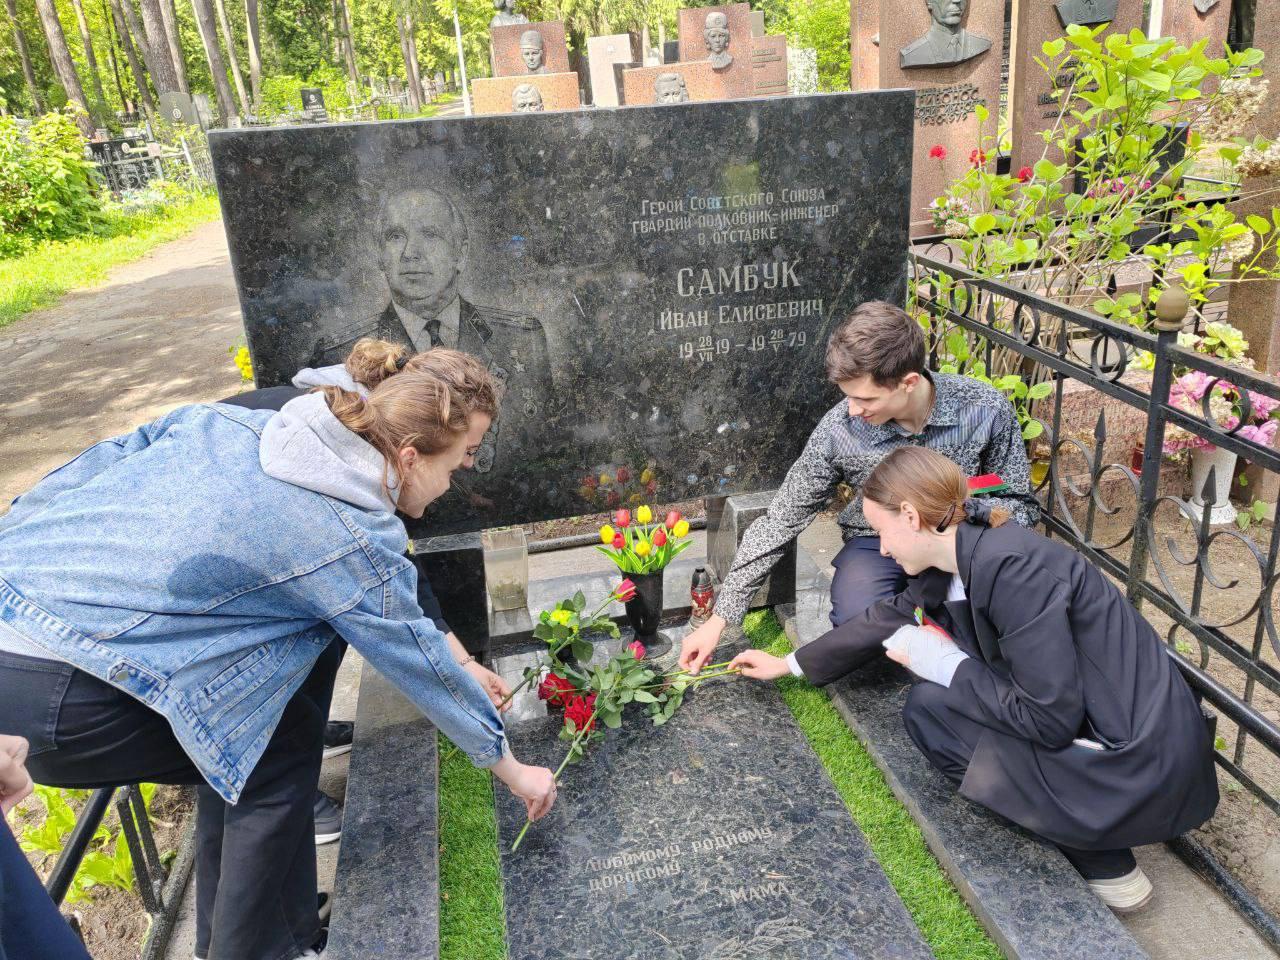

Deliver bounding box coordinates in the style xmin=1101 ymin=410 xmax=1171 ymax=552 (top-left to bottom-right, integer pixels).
xmin=624 ymin=571 xmax=663 ymax=642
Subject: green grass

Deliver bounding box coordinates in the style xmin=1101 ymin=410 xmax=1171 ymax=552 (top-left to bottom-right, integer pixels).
xmin=0 ymin=192 xmax=222 ymax=330
xmin=438 ymin=733 xmax=507 ymax=960
xmin=742 ymin=609 xmax=1003 ymax=960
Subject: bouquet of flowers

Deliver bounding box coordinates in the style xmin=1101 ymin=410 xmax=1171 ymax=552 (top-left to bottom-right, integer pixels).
xmin=596 ymin=506 xmax=693 ymax=575
xmin=1162 ymin=370 xmax=1280 ymax=455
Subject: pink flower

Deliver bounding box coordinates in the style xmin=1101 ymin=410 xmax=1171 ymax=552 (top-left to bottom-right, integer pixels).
xmin=969 ymin=149 xmax=987 ymax=168
xmin=615 ymin=579 xmax=637 ymax=602
xmin=929 ymin=145 xmax=947 ymax=160
xmin=627 ymin=640 xmax=646 ymax=660
xmin=1016 ymin=166 xmax=1033 ymax=182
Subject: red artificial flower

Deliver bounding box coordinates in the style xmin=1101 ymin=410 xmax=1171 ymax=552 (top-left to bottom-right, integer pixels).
xmin=627 ymin=640 xmax=646 ymax=660
xmin=616 ymin=578 xmax=637 ymax=602
xmin=646 ymin=479 xmax=657 ymax=494
xmin=538 ymin=673 xmax=576 ymax=707
xmin=1016 ymin=166 xmax=1033 ymax=182
xmin=582 ymin=475 xmax=598 ymax=489
xmin=929 ymin=144 xmax=947 ymax=160
xmin=665 ymin=510 xmax=681 ymax=528
xmin=969 ymin=149 xmax=988 ymax=168
xmin=564 ymin=693 xmax=597 ymax=734
xmin=653 ymin=528 xmax=668 ymax=547
xmin=606 ymin=490 xmax=620 ymax=507
xmin=614 ymin=508 xmax=631 ymax=528
xmin=612 ymin=533 xmax=625 ymax=550
xmin=616 ymin=467 xmax=631 ymax=483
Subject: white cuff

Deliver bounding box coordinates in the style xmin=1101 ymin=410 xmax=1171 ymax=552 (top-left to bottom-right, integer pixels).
xmin=785 ymin=651 xmax=806 ymax=678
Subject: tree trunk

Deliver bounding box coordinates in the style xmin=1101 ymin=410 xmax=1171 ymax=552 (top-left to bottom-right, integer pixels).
xmin=243 ymin=0 xmax=260 ymax=108
xmin=4 ymin=0 xmax=45 ymax=112
xmin=70 ymin=0 xmax=108 ymax=110
xmin=100 ymin=0 xmax=128 ymax=108
xmin=109 ymin=0 xmax=154 ymax=115
xmin=406 ymin=14 xmax=424 ymax=106
xmin=337 ymin=0 xmax=357 ymax=87
xmin=188 ymin=0 xmax=235 ymax=121
xmin=158 ymin=0 xmax=187 ymax=91
xmin=397 ymin=14 xmax=420 ymax=112
xmin=34 ymin=0 xmax=96 ymax=134
xmin=212 ymin=0 xmax=247 ymax=114
xmin=136 ymin=0 xmax=179 ymax=93
xmin=119 ymin=0 xmax=163 ymax=93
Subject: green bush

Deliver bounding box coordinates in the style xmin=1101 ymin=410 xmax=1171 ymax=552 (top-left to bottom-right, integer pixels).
xmin=0 ymin=109 xmax=101 ymax=258
xmin=259 ymin=65 xmax=355 ymax=118
xmin=774 ymin=0 xmax=851 ymax=92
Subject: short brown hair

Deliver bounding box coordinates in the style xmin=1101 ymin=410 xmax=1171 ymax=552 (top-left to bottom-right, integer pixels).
xmin=824 ymin=301 xmax=925 ymax=387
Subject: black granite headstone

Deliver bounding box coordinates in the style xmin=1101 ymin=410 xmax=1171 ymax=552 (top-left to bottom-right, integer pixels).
xmin=491 ymin=632 xmax=934 ymax=960
xmin=705 ymin=490 xmax=796 ymax=607
xmin=210 ymin=92 xmax=913 ymax=538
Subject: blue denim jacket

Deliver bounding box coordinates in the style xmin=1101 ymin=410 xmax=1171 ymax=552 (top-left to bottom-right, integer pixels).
xmin=0 ymin=399 xmax=507 ymax=803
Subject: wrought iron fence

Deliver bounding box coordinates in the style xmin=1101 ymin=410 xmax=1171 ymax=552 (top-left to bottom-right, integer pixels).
xmin=910 ymin=250 xmax=1280 ymax=937
xmin=89 ymin=137 xmax=214 ymax=194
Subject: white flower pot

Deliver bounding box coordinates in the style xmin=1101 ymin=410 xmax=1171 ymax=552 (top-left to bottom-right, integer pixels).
xmin=1188 ymin=445 xmax=1238 ymax=525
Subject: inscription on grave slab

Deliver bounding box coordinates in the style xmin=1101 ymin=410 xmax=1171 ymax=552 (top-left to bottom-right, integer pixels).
xmin=209 ymin=92 xmax=912 ymax=536
xmin=751 ymin=35 xmax=790 ymax=96
xmin=492 ymin=644 xmax=934 ymax=959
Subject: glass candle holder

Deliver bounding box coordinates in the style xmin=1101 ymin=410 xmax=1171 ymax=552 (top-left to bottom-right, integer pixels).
xmin=481 ymin=526 xmax=529 ymax=612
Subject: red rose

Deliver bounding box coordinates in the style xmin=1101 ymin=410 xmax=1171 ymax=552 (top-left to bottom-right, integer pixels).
xmin=583 ymin=475 xmax=598 ymax=489
xmin=627 ymin=640 xmax=646 ymax=660
xmin=665 ymin=510 xmax=681 ymax=528
xmin=538 ymin=673 xmax=576 ymax=707
xmin=612 ymin=533 xmax=625 ymax=550
xmin=1016 ymin=166 xmax=1033 ymax=182
xmin=616 ymin=467 xmax=631 ymax=483
xmin=616 ymin=578 xmax=637 ymax=602
xmin=929 ymin=144 xmax=947 ymax=160
xmin=969 ymin=148 xmax=987 ymax=168
xmin=564 ymin=693 xmax=597 ymax=734
xmin=653 ymin=528 xmax=667 ymax=547
xmin=614 ymin=508 xmax=631 ymax=528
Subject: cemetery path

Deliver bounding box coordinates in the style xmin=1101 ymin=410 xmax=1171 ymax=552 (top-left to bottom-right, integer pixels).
xmin=0 ymin=220 xmax=244 ymax=513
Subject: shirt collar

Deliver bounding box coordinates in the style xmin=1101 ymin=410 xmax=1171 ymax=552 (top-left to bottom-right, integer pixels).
xmin=883 ymin=370 xmax=959 ymax=438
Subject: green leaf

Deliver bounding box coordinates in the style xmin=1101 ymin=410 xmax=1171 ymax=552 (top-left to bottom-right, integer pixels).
xmin=571 ymin=639 xmax=592 ymax=662
xmin=972 ymin=213 xmax=997 ymax=235
xmin=572 ymin=590 xmax=586 ymax=611
xmin=603 ymin=711 xmax=622 ymax=729
xmin=1042 ymin=38 xmax=1066 ymax=57
xmin=1022 ymin=420 xmax=1045 ymax=440
xmin=1247 ymin=214 xmax=1271 ymax=236
xmin=633 ymin=690 xmax=658 ymax=703
xmin=1027 ymin=381 xmax=1054 ymax=400
xmin=975 ymin=103 xmax=990 ymax=123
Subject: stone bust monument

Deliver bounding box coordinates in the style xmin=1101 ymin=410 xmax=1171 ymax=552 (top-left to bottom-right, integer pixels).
xmin=655 ymin=73 xmax=690 ymax=103
xmin=900 ymin=0 xmax=991 ymax=69
xmin=1193 ymin=0 xmax=1218 ymax=12
xmin=1053 ymin=0 xmax=1119 ymax=26
xmin=519 ymin=30 xmax=548 ymax=73
xmin=512 ymin=83 xmax=544 ymax=112
xmin=704 ymin=12 xmax=733 ymax=70
xmin=491 ymin=0 xmax=528 ymax=28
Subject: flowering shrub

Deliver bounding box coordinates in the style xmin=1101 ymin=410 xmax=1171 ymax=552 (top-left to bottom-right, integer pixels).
xmin=1162 ymin=370 xmax=1280 ymax=455
xmin=597 ymin=507 xmax=692 ymax=575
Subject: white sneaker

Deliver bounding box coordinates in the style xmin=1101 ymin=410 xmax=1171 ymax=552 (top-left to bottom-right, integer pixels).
xmin=1088 ymin=865 xmax=1154 ymax=913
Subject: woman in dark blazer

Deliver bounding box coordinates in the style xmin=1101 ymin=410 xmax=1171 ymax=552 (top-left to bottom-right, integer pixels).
xmin=731 ymin=446 xmax=1218 ymax=912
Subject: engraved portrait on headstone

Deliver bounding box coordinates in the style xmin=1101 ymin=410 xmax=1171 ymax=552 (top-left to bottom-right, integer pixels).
xmin=900 ymin=0 xmax=991 ymax=68
xmin=1053 ymin=0 xmax=1119 ymax=26
xmin=704 ymin=12 xmax=734 ymax=70
xmin=1193 ymin=0 xmax=1218 ymax=12
xmin=655 ymin=72 xmax=691 ymax=103
xmin=490 ymin=0 xmax=528 ymax=28
xmin=519 ymin=30 xmax=549 ymax=73
xmin=512 ymin=83 xmax=545 ymax=112
xmin=307 ymin=186 xmax=552 ymax=474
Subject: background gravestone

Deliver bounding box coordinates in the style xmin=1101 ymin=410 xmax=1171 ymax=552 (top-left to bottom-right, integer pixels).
xmin=1008 ymin=0 xmax=1144 ymax=177
xmin=789 ymin=46 xmax=819 ymax=94
xmin=676 ymin=2 xmax=754 ymax=97
xmin=1157 ymin=0 xmax=1232 ymax=91
xmin=471 ymin=72 xmax=581 ymax=114
xmin=850 ymin=0 xmax=880 ymax=90
xmin=751 ymin=35 xmax=790 ymax=96
xmin=158 ymin=91 xmax=199 ymax=126
xmin=879 ymin=0 xmax=1003 ymax=235
xmin=209 ymin=92 xmax=914 ymax=538
xmin=622 ymin=60 xmax=725 ymax=104
xmin=490 ymin=19 xmax=571 ymax=76
xmin=587 ymin=33 xmax=641 ymax=106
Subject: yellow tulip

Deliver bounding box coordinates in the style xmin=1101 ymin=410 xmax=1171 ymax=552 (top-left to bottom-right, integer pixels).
xmin=550 ymin=609 xmax=573 ymax=625
xmin=634 ymin=540 xmax=652 ymax=557
xmin=672 ymin=519 xmax=690 ymax=538
xmin=600 ymin=472 xmax=611 ymax=485
xmin=637 ymin=505 xmax=653 ymax=524
xmin=628 ymin=493 xmax=644 ymax=505
xmin=640 ymin=468 xmax=654 ymax=484
xmin=600 ymin=524 xmax=615 ymax=544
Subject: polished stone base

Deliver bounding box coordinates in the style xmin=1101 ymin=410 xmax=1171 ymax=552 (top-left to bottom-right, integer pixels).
xmin=705 ymin=490 xmax=797 ymax=608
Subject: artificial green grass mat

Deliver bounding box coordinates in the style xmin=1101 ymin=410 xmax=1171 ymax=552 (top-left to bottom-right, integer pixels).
xmin=0 ymin=192 xmax=222 ymax=330
xmin=742 ymin=609 xmax=1003 ymax=960
xmin=438 ymin=732 xmax=507 ymax=960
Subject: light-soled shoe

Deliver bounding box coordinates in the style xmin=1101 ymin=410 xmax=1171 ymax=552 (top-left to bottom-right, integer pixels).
xmin=1089 ymin=866 xmax=1154 ymax=913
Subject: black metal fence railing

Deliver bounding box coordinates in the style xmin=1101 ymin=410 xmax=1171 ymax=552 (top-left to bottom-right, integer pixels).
xmin=910 ymin=249 xmax=1280 ymax=936
xmin=89 ymin=138 xmax=215 ymax=195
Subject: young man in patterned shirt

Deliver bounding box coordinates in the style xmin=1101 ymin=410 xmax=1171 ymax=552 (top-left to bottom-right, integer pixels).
xmin=679 ymin=300 xmax=1041 ymax=674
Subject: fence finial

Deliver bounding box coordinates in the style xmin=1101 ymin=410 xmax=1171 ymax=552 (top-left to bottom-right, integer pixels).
xmin=1153 ymin=285 xmax=1190 ymax=333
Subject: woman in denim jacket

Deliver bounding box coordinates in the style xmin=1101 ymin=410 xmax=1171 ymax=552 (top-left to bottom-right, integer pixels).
xmin=0 ymin=340 xmax=557 ymax=960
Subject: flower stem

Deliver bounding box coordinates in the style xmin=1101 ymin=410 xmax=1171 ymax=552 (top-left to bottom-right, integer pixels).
xmin=511 ymin=701 xmax=603 ymax=852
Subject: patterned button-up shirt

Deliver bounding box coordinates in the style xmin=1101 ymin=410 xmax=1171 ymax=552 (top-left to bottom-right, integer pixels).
xmin=715 ymin=372 xmax=1041 ymax=625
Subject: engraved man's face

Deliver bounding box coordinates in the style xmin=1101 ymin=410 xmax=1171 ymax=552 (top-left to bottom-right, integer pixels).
xmin=513 ymin=84 xmax=544 ymax=112
xmin=378 ymin=189 xmax=464 ymax=307
xmin=925 ymin=0 xmax=966 ymax=27
xmin=704 ymin=14 xmax=730 ymax=54
xmin=655 ymin=75 xmax=688 ymax=103
xmin=520 ymin=31 xmax=544 ymax=71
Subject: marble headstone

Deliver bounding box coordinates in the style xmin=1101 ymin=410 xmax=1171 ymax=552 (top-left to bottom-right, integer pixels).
xmin=588 ymin=33 xmax=641 ymax=107
xmin=676 ymin=3 xmax=754 ymax=98
xmin=209 ymin=92 xmax=914 ymax=537
xmin=879 ymin=0 xmax=1003 ymax=235
xmin=158 ymin=91 xmax=198 ymax=126
xmin=471 ymin=72 xmax=581 ymax=114
xmin=751 ymin=36 xmax=790 ymax=96
xmin=850 ymin=0 xmax=880 ymax=90
xmin=490 ymin=20 xmax=571 ymax=77
xmin=750 ymin=8 xmax=765 ymax=36
xmin=492 ymin=635 xmax=934 ymax=960
xmin=1008 ymin=0 xmax=1143 ymax=176
xmin=789 ymin=46 xmax=819 ymax=94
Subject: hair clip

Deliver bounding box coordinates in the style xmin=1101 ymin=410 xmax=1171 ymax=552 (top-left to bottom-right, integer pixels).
xmin=935 ymin=501 xmax=959 ymax=534
xmin=394 ymin=354 xmax=409 ymax=371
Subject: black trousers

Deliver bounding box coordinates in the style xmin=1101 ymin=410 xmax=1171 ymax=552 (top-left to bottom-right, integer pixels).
xmin=0 ymin=641 xmax=345 ymax=960
xmin=901 ymin=680 xmax=1137 ymax=881
xmin=0 ymin=816 xmax=92 ymax=960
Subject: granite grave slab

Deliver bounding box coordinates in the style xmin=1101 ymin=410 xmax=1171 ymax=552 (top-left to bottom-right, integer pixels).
xmin=490 ymin=19 xmax=571 ymax=77
xmin=751 ymin=35 xmax=790 ymax=96
xmin=676 ymin=2 xmax=754 ymax=97
xmin=471 ymin=71 xmax=581 ymax=114
xmin=210 ymin=92 xmax=913 ymax=537
xmin=587 ymin=33 xmax=641 ymax=106
xmin=491 ymin=628 xmax=935 ymax=960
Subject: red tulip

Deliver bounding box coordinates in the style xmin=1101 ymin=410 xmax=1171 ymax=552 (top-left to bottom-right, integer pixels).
xmin=653 ymin=528 xmax=668 ymax=547
xmin=616 ymin=467 xmax=631 ymax=483
xmin=928 ymin=144 xmax=946 ymax=160
xmin=612 ymin=533 xmax=625 ymax=550
xmin=665 ymin=510 xmax=681 ymax=528
xmin=1016 ymin=166 xmax=1033 ymax=183
xmin=614 ymin=508 xmax=631 ymax=528
xmin=616 ymin=579 xmax=637 ymax=602
xmin=627 ymin=640 xmax=646 ymax=660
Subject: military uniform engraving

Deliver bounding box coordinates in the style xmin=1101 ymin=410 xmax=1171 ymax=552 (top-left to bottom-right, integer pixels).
xmin=1053 ymin=0 xmax=1119 ymax=26
xmin=704 ymin=12 xmax=734 ymax=70
xmin=900 ymin=0 xmax=991 ymax=68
